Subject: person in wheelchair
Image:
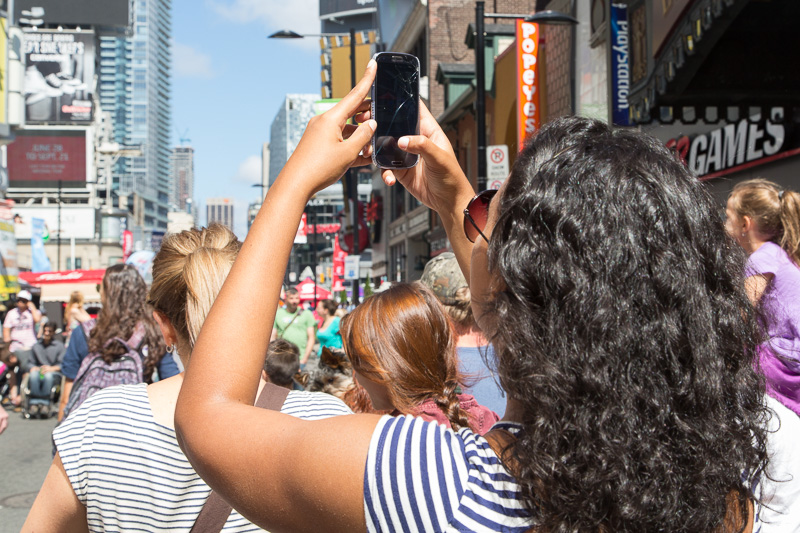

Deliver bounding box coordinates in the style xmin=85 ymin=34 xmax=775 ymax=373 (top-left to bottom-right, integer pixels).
xmin=24 ymin=323 xmax=65 ymax=418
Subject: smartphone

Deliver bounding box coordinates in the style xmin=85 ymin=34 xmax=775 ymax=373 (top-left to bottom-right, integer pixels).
xmin=371 ymin=52 xmax=420 ymax=169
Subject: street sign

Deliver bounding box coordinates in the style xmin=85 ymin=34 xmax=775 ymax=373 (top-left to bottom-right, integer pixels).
xmin=487 ymin=144 xmax=509 ymax=189
xmin=344 ymin=255 xmax=360 ymax=280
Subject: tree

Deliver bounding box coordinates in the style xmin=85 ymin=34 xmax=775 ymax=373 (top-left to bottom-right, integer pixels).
xmin=339 ymin=290 xmax=348 ymax=306
xmin=363 ymin=274 xmax=374 ymax=299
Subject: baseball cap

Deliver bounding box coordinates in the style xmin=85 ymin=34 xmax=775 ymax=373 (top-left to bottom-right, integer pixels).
xmin=17 ymin=290 xmax=33 ymax=301
xmin=419 ymin=252 xmax=467 ymax=305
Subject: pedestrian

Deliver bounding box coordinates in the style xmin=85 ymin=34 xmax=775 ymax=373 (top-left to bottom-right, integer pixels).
xmin=725 ymin=179 xmax=800 ymax=416
xmin=342 ymin=282 xmax=499 ymax=434
xmin=63 ymin=290 xmax=91 ymax=347
xmin=56 ymin=264 xmax=176 ymax=422
xmin=263 ymin=339 xmax=303 ymax=389
xmin=23 ymin=224 xmax=352 ymax=531
xmin=270 ymin=288 xmax=316 ymax=368
xmin=173 ymin=64 xmax=773 ymax=532
xmin=2 ymin=289 xmax=41 ymax=407
xmin=420 ymin=252 xmax=506 ymax=415
xmin=315 ymin=298 xmax=342 ymax=354
xmin=26 ymin=323 xmax=65 ymax=417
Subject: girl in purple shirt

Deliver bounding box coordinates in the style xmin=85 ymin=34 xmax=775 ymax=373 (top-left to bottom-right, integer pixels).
xmin=726 ymin=178 xmax=800 ymax=415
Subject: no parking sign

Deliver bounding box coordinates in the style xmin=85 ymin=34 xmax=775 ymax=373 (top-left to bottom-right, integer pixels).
xmin=487 ymin=145 xmax=509 ymax=189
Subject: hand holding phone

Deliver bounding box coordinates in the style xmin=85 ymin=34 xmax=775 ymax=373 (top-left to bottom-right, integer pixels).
xmin=371 ymin=52 xmax=420 ymax=169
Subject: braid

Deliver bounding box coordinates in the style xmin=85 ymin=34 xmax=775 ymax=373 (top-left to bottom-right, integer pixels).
xmin=434 ymin=379 xmax=470 ymax=431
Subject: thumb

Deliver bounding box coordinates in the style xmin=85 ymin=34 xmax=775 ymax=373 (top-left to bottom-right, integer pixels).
xmin=398 ymin=135 xmax=451 ymax=167
xmin=344 ymin=120 xmax=377 ymax=153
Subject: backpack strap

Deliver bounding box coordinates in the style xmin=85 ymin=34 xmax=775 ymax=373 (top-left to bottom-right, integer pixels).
xmin=190 ymin=383 xmax=290 ymax=533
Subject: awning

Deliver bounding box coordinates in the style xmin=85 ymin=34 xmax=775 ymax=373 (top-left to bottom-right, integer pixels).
xmin=295 ymin=277 xmax=332 ymax=302
xmin=19 ymin=269 xmax=106 ymax=285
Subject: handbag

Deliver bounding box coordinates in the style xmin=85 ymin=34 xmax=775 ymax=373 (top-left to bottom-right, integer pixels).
xmin=190 ymin=382 xmax=290 ymax=532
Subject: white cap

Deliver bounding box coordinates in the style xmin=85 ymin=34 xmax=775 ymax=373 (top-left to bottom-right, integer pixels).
xmin=17 ymin=290 xmax=32 ymax=301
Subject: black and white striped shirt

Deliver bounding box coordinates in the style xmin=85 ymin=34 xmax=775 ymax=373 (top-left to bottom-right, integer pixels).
xmin=54 ymin=383 xmax=353 ymax=532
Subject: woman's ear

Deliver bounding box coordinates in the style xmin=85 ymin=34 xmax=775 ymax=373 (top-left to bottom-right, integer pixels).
xmin=741 ymin=214 xmax=754 ymax=235
xmin=152 ymin=309 xmax=178 ymax=347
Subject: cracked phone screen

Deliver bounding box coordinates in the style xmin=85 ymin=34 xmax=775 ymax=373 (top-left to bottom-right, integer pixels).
xmin=374 ymin=57 xmax=419 ymax=168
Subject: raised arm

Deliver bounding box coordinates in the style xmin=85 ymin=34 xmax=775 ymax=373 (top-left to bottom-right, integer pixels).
xmin=175 ymin=63 xmax=383 ymax=532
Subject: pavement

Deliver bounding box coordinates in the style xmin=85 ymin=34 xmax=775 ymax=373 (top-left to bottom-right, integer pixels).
xmin=0 ymin=405 xmax=58 ymax=533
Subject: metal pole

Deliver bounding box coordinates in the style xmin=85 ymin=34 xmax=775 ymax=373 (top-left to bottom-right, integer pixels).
xmin=475 ymin=1 xmax=487 ymax=191
xmin=57 ymin=179 xmax=61 ymax=271
xmin=349 ymin=27 xmax=360 ymax=306
xmin=311 ymin=207 xmax=317 ymax=308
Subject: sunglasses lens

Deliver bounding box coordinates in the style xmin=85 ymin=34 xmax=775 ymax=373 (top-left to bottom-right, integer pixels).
xmin=464 ymin=190 xmax=497 ymax=243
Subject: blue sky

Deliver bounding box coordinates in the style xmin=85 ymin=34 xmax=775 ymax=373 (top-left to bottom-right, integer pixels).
xmin=171 ymin=0 xmax=323 ymax=237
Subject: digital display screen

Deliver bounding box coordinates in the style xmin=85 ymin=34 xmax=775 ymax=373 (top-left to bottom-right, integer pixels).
xmin=373 ymin=55 xmax=419 ymax=168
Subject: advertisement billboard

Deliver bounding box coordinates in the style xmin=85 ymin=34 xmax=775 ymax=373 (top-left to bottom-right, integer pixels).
xmin=610 ymin=3 xmax=631 ymax=126
xmin=0 ymin=199 xmax=19 ymax=300
xmin=7 ymin=129 xmax=87 ymax=188
xmin=24 ymin=30 xmax=95 ymax=124
xmin=13 ymin=206 xmax=96 ymax=240
xmin=15 ymin=0 xmax=129 ymax=28
xmin=516 ymin=20 xmax=541 ymax=150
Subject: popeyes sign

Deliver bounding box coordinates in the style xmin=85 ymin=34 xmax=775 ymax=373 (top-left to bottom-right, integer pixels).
xmin=516 ymin=20 xmax=541 ymax=150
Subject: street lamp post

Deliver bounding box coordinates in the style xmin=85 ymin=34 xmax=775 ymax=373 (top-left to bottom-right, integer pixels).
xmin=268 ymin=27 xmax=362 ymax=305
xmin=474 ymin=2 xmax=578 ymax=190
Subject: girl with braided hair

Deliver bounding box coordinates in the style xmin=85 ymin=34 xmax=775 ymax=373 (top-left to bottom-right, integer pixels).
xmin=342 ymin=282 xmax=498 ymax=434
xmin=726 ymin=179 xmax=800 ymax=416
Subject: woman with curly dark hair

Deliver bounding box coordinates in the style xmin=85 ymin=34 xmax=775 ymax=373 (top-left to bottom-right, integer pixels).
xmin=57 ymin=263 xmax=176 ymax=421
xmin=173 ymin=63 xmax=773 ymax=532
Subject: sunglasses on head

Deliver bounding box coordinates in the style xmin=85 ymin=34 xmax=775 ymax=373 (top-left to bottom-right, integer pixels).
xmin=463 ymin=189 xmax=498 ymax=243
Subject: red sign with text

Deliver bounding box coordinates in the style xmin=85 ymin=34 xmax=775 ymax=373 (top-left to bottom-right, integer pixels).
xmin=7 ymin=130 xmax=87 ymax=188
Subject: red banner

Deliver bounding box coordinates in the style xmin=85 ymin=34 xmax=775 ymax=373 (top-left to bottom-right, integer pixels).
xmin=20 ymin=269 xmax=106 ymax=285
xmin=516 ymin=20 xmax=541 ymax=150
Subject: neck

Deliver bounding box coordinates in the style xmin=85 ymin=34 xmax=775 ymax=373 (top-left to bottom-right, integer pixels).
xmin=501 ymin=398 xmax=524 ymax=423
xmin=453 ymin=322 xmax=486 ymax=347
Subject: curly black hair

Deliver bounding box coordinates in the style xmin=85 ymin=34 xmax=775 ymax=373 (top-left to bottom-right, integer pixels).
xmin=484 ymin=117 xmax=769 ymax=532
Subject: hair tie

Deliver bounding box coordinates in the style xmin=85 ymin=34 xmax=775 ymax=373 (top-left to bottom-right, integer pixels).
xmin=779 ymin=190 xmax=785 ymax=201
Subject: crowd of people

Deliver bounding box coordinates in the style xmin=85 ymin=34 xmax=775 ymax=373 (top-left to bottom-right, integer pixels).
xmin=3 ymin=60 xmax=800 ymax=531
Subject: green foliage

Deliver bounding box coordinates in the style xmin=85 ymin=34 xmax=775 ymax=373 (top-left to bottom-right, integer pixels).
xmin=339 ymin=290 xmax=348 ymax=305
xmin=363 ymin=274 xmax=374 ymax=298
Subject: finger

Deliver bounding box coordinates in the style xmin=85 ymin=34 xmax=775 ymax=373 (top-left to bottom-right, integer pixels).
xmin=343 ymin=119 xmax=377 ymax=153
xmin=381 ymin=169 xmax=397 ymax=186
xmin=350 ymin=154 xmax=373 ymax=168
xmin=330 ymin=59 xmax=376 ymax=123
xmin=343 ymin=124 xmax=359 ymax=139
xmin=354 ymin=109 xmax=372 ymax=123
xmin=397 ymin=134 xmax=452 ymax=166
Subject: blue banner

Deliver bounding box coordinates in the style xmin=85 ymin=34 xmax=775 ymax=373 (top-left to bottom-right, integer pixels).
xmin=610 ymin=3 xmax=631 ymax=126
xmin=31 ymin=217 xmax=52 ymax=272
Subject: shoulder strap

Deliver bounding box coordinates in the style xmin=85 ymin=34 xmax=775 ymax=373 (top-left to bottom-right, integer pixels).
xmin=190 ymin=383 xmax=290 ymax=533
xmin=277 ymin=310 xmax=300 ymax=339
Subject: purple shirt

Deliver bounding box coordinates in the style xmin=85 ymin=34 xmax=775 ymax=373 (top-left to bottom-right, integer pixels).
xmin=747 ymin=241 xmax=800 ymax=415
xmin=3 ymin=308 xmax=38 ymax=353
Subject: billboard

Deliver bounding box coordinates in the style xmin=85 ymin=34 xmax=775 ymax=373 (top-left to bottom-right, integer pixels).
xmin=7 ymin=129 xmax=87 ymax=188
xmin=24 ymin=30 xmax=95 ymax=124
xmin=15 ymin=0 xmax=129 ymax=28
xmin=13 ymin=206 xmax=96 ymax=240
xmin=0 ymin=199 xmax=19 ymax=300
xmin=610 ymin=3 xmax=631 ymax=126
xmin=516 ymin=20 xmax=541 ymax=150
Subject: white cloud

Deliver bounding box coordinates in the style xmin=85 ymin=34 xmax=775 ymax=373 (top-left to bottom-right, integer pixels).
xmin=173 ymin=42 xmax=214 ymax=79
xmin=232 ymin=154 xmax=263 ymax=185
xmin=207 ymin=0 xmax=320 ymax=39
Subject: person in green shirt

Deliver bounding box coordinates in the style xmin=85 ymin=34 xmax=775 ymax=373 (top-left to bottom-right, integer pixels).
xmin=270 ymin=288 xmax=316 ymax=366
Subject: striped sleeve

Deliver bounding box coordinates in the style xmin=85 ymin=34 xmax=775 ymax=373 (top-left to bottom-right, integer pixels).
xmin=364 ymin=415 xmax=470 ymax=532
xmin=281 ymin=390 xmax=354 ymax=419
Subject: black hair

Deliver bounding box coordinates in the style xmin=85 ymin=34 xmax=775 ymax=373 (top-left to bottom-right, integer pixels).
xmin=484 ymin=116 xmax=768 ymax=531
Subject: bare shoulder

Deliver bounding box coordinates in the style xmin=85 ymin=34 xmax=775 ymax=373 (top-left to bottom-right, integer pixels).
xmin=147 ymin=374 xmax=184 ymax=429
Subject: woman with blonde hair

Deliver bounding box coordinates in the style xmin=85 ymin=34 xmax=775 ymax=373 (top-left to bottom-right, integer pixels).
xmin=63 ymin=290 xmax=90 ymax=346
xmin=23 ymin=224 xmax=352 ymax=531
xmin=725 ymin=178 xmax=800 ymax=415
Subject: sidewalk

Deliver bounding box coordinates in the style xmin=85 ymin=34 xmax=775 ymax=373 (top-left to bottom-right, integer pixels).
xmin=0 ymin=406 xmax=57 ymax=532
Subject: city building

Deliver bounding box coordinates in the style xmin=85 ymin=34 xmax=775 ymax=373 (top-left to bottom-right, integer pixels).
xmin=267 ymin=94 xmax=318 ymax=187
xmin=319 ymin=0 xmax=378 ymax=99
xmin=98 ymin=0 xmax=173 ymax=250
xmin=170 ymin=146 xmax=194 ymax=212
xmin=206 ymin=198 xmax=234 ymax=229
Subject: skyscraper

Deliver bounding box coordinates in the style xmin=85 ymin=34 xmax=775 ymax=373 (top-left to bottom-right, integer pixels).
xmin=206 ymin=198 xmax=234 ymax=229
xmin=170 ymin=146 xmax=194 ymax=213
xmin=268 ymin=94 xmax=318 ymax=187
xmin=98 ymin=0 xmax=172 ymax=249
